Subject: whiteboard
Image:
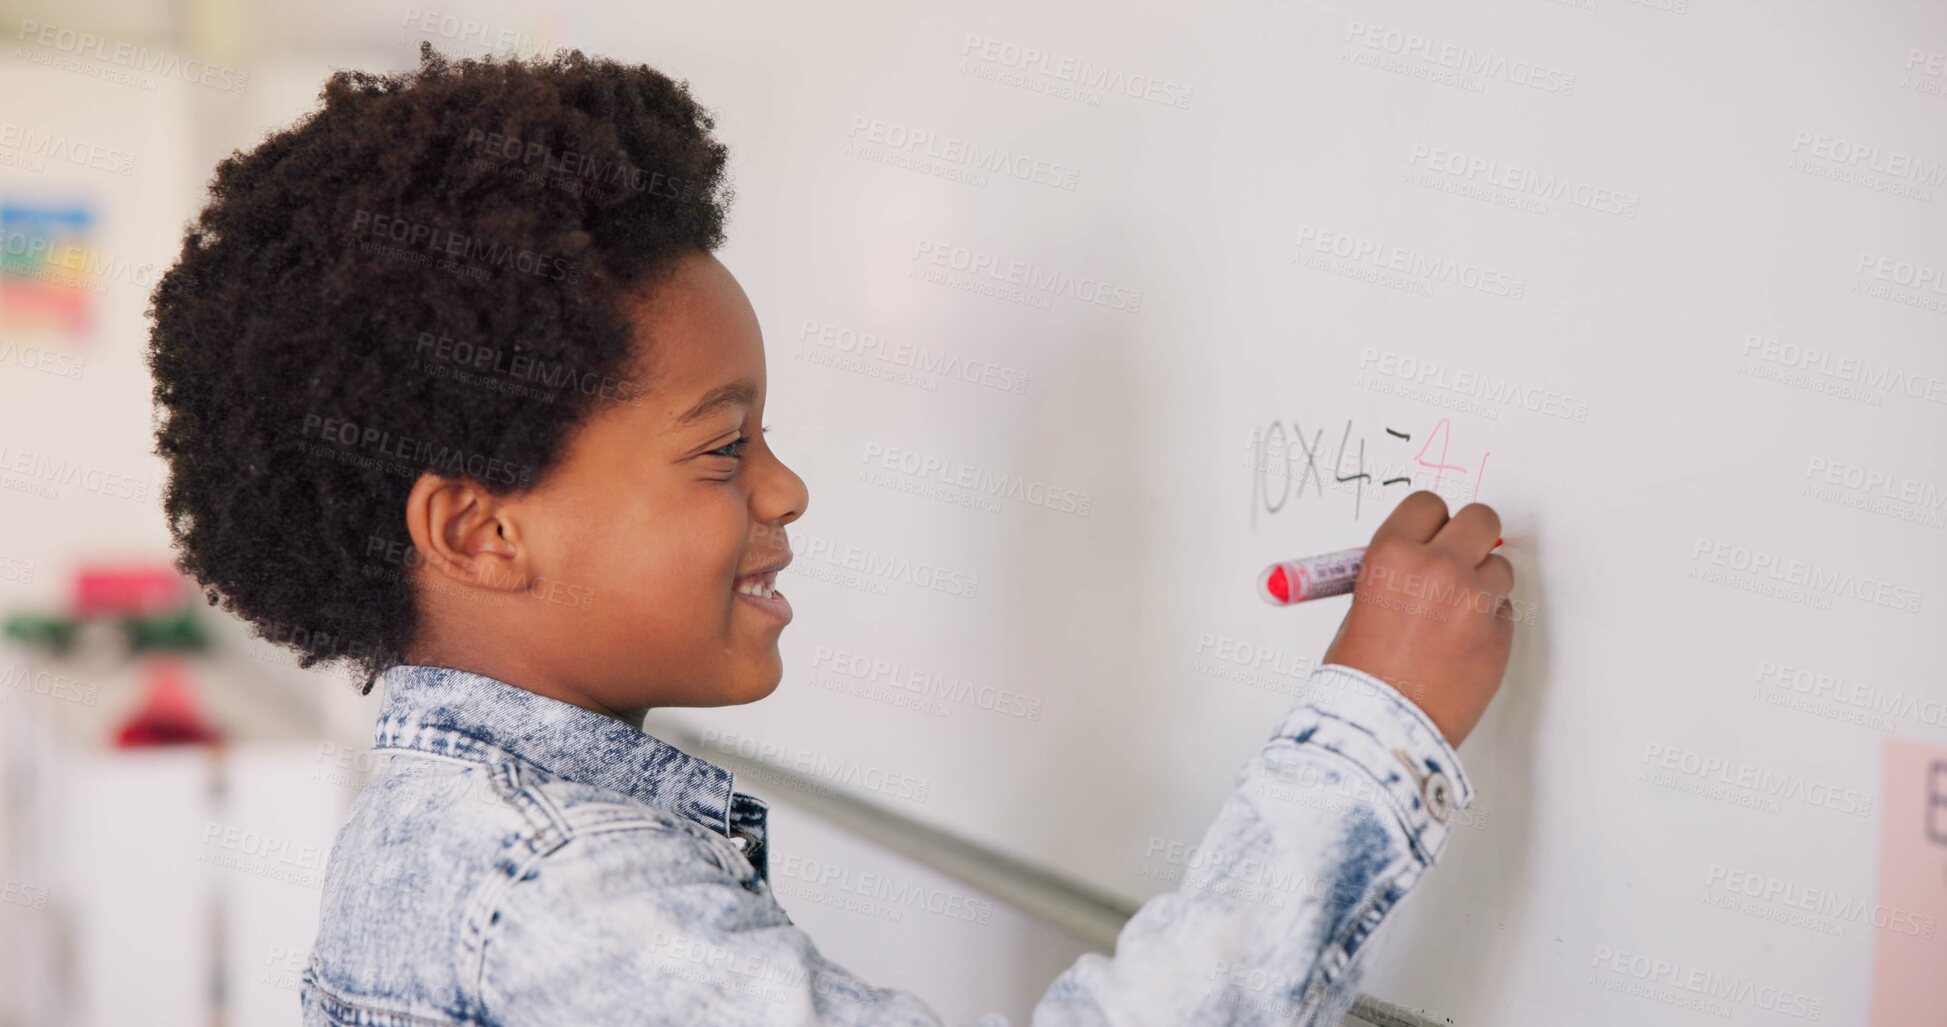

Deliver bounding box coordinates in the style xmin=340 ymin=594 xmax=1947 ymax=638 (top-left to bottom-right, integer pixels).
xmin=622 ymin=0 xmax=1947 ymax=1021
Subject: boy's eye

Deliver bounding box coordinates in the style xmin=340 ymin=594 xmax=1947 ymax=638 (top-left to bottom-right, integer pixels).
xmin=706 ymin=426 xmax=769 ymax=461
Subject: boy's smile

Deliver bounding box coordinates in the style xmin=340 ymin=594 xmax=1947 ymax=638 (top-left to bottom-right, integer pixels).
xmin=401 ymin=250 xmax=809 ymax=726
xmin=731 ymin=551 xmax=794 ymax=623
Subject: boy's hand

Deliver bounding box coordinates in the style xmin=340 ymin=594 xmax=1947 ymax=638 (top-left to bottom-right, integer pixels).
xmin=1321 ymin=491 xmax=1515 ymax=747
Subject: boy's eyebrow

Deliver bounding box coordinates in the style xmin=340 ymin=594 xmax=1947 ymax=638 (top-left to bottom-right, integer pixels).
xmin=675 ymin=379 xmax=758 ymax=426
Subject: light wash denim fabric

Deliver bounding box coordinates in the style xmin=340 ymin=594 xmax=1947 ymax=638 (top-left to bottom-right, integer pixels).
xmin=302 ymin=662 xmax=1474 ymax=1026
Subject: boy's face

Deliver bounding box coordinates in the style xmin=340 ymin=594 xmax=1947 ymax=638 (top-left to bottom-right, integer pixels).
xmin=418 ymin=250 xmax=808 ymax=720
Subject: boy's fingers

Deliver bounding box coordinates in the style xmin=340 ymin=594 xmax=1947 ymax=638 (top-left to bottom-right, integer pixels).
xmin=1372 ymin=490 xmax=1451 ymax=545
xmin=1432 ymin=502 xmax=1501 ymax=563
xmin=1477 ymin=552 xmax=1514 ymax=599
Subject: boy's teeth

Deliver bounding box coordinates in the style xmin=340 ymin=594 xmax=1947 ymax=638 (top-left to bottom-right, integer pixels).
xmin=737 ymin=578 xmax=775 ymax=598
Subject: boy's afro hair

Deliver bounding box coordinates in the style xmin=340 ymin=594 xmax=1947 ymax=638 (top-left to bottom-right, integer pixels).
xmin=146 ymin=42 xmax=733 ymax=693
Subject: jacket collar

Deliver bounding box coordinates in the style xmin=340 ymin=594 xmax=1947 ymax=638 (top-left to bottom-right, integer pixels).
xmin=370 ymin=664 xmax=749 ymax=839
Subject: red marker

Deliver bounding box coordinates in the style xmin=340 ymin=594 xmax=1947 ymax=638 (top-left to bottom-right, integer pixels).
xmin=1259 ymin=539 xmax=1502 ymax=606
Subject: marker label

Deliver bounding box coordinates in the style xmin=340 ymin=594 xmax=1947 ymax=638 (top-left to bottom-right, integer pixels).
xmin=1259 ymin=547 xmax=1367 ymax=605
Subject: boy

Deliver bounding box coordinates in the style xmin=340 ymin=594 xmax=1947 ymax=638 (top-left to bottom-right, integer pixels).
xmin=146 ymin=45 xmax=1514 ymax=1027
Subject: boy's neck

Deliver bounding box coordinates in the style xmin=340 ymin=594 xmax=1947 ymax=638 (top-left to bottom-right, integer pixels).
xmin=404 ymin=646 xmax=650 ymax=730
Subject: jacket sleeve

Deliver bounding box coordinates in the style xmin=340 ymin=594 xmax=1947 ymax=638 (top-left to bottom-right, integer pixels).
xmin=477 ymin=663 xmax=1475 ymax=1027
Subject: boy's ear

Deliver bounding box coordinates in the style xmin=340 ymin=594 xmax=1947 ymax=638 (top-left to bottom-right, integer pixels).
xmin=402 ymin=472 xmax=528 ymax=593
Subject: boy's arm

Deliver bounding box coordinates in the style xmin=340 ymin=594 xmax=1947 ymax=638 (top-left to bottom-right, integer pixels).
xmin=1025 ymin=662 xmax=1473 ymax=1026
xmin=479 ymin=492 xmax=1511 ymax=1026
xmin=1034 ymin=488 xmax=1512 ymax=1024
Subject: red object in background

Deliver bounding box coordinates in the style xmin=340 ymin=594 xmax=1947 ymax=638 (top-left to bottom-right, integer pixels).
xmin=114 ymin=658 xmax=221 ymax=747
xmin=73 ymin=566 xmax=188 ymax=618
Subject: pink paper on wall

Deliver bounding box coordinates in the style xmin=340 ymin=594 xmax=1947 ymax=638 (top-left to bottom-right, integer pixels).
xmin=1868 ymin=737 xmax=1947 ymax=1027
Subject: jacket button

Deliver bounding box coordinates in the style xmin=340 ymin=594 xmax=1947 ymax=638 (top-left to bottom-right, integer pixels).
xmin=1423 ymin=772 xmax=1455 ymax=824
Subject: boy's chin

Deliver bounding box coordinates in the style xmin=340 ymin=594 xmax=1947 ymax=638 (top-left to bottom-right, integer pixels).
xmin=716 ymin=660 xmax=784 ymax=705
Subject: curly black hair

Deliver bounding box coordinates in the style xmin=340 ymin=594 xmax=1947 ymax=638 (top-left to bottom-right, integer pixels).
xmin=146 ymin=43 xmax=734 ymax=693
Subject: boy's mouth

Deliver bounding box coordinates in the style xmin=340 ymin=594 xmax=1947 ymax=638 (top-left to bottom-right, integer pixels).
xmin=733 ymin=554 xmax=789 ymax=596
xmin=732 ymin=555 xmax=793 ymax=623
xmin=733 ymin=569 xmax=781 ymax=598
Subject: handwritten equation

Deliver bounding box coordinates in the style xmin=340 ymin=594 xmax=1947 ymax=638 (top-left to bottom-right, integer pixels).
xmin=1250 ymin=416 xmax=1489 ymax=524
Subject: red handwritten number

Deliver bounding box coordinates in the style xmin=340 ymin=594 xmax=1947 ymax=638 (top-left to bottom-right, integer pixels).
xmin=1414 ymin=419 xmax=1468 ymax=495
xmin=1473 ymin=451 xmax=1490 ymax=504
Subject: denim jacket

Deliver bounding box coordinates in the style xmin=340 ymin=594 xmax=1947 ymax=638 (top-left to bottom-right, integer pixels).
xmin=301 ymin=662 xmax=1474 ymax=1026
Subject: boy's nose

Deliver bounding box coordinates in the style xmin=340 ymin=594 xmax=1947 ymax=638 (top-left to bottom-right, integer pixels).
xmin=754 ymin=452 xmax=808 ymax=528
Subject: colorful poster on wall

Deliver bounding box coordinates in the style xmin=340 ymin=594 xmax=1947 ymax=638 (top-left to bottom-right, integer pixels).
xmin=1 ymin=201 xmax=97 ymax=340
